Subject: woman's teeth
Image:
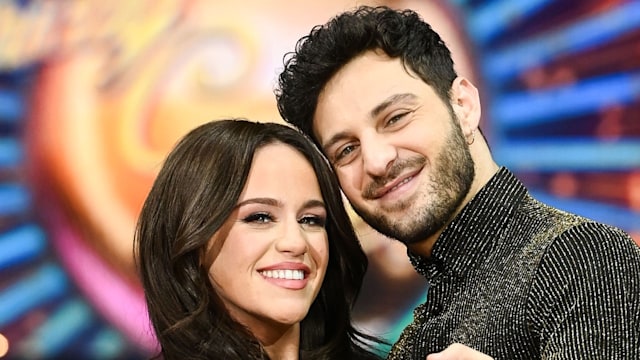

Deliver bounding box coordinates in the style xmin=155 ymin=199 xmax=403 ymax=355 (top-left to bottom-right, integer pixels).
xmin=260 ymin=269 xmax=305 ymax=280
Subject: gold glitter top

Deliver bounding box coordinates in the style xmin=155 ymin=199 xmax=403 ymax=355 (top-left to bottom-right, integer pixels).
xmin=387 ymin=167 xmax=640 ymax=360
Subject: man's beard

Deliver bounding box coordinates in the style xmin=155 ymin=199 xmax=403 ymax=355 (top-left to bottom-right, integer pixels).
xmin=351 ymin=116 xmax=475 ymax=246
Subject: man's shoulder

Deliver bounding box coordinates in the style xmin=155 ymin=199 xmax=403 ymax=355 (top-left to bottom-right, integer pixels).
xmin=517 ymin=195 xmax=636 ymax=249
xmin=514 ymin=196 xmax=640 ymax=277
xmin=536 ymin=220 xmax=640 ymax=286
xmin=550 ymin=220 xmax=639 ymax=260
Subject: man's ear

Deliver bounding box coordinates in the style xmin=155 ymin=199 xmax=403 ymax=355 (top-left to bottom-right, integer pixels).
xmin=450 ymin=76 xmax=481 ymax=136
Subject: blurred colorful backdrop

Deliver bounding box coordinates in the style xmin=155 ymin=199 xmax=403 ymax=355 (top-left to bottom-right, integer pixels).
xmin=1 ymin=0 xmax=639 ymax=358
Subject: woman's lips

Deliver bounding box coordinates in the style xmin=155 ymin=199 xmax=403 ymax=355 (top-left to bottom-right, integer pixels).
xmin=257 ymin=262 xmax=311 ymax=290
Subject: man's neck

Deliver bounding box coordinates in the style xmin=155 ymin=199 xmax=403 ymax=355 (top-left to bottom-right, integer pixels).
xmin=406 ymin=162 xmax=500 ymax=259
xmin=407 ymin=230 xmax=441 ymax=258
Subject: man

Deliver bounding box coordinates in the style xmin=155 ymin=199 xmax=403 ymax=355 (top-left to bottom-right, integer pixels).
xmin=275 ymin=5 xmax=640 ymax=360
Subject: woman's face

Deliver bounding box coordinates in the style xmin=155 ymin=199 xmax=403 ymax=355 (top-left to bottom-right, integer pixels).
xmin=208 ymin=142 xmax=329 ymax=340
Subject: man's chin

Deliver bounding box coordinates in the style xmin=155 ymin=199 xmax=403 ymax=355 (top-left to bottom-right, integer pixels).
xmin=371 ymin=217 xmax=439 ymax=246
xmin=352 ymin=205 xmax=417 ymax=239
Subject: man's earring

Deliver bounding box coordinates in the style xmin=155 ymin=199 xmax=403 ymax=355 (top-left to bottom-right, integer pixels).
xmin=467 ymin=129 xmax=476 ymax=145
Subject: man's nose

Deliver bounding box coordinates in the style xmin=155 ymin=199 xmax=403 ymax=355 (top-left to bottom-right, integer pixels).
xmin=361 ymin=134 xmax=396 ymax=177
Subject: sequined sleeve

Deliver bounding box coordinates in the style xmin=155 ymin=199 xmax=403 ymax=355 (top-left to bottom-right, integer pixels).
xmin=527 ymin=222 xmax=640 ymax=359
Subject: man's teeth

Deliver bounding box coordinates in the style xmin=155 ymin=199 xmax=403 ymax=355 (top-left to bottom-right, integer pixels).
xmin=260 ymin=269 xmax=305 ymax=280
xmin=391 ymin=176 xmax=412 ymax=191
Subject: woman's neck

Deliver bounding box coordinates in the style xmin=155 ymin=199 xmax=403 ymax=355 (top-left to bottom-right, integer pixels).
xmin=257 ymin=323 xmax=300 ymax=360
xmin=264 ymin=341 xmax=299 ymax=360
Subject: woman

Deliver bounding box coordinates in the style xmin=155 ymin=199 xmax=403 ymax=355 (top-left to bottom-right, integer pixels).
xmin=134 ymin=119 xmax=383 ymax=359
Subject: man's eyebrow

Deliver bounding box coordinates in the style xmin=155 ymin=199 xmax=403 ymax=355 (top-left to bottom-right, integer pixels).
xmin=321 ymin=93 xmax=418 ymax=152
xmin=370 ymin=93 xmax=418 ymax=118
xmin=322 ymin=131 xmax=351 ymax=153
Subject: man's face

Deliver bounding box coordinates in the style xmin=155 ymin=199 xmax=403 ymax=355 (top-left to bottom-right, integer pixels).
xmin=313 ymin=50 xmax=475 ymax=245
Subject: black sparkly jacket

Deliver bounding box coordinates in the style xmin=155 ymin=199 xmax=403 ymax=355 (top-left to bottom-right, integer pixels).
xmin=387 ymin=167 xmax=640 ymax=360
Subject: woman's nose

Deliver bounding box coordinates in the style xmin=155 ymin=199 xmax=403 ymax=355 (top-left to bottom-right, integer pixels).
xmin=274 ymin=220 xmax=308 ymax=256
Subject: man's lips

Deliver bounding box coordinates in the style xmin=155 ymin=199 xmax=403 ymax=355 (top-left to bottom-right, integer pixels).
xmin=368 ymin=169 xmax=421 ymax=199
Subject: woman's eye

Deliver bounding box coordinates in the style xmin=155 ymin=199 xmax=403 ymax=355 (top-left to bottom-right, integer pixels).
xmin=299 ymin=215 xmax=326 ymax=227
xmin=242 ymin=212 xmax=273 ymax=224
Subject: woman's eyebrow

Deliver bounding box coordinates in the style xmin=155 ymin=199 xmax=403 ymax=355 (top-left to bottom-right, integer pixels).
xmin=301 ymin=199 xmax=326 ymax=210
xmin=235 ymin=197 xmax=281 ymax=208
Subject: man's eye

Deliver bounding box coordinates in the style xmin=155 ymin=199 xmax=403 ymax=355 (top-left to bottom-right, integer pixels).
xmin=299 ymin=215 xmax=326 ymax=227
xmin=334 ymin=144 xmax=357 ymax=163
xmin=242 ymin=213 xmax=273 ymax=224
xmin=387 ymin=111 xmax=410 ymax=126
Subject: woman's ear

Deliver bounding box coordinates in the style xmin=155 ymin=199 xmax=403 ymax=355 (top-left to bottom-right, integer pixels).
xmin=450 ymin=76 xmax=481 ymax=136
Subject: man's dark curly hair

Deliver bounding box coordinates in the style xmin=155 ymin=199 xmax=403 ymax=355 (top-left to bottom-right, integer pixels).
xmin=275 ymin=5 xmax=458 ymax=147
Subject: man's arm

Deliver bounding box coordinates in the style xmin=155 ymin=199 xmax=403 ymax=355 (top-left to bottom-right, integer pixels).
xmin=528 ymin=222 xmax=640 ymax=359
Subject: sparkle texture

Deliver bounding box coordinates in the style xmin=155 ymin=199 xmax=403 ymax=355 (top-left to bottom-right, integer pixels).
xmin=387 ymin=167 xmax=640 ymax=360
